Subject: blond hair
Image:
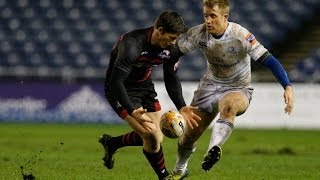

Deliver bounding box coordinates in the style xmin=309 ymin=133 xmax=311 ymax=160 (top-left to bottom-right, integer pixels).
xmin=203 ymin=0 xmax=230 ymax=14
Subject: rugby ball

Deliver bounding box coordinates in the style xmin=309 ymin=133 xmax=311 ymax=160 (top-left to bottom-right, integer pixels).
xmin=160 ymin=111 xmax=185 ymax=139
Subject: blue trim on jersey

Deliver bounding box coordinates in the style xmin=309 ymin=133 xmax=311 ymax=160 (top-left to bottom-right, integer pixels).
xmin=262 ymin=55 xmax=291 ymax=88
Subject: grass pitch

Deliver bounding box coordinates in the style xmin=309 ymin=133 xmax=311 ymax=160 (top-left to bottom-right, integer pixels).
xmin=0 ymin=123 xmax=320 ymax=180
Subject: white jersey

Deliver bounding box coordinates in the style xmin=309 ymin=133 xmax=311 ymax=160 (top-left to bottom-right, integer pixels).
xmin=178 ymin=22 xmax=268 ymax=87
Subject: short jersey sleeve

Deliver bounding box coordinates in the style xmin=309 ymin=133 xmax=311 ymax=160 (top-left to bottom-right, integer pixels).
xmin=238 ymin=26 xmax=268 ymax=61
xmin=177 ymin=25 xmax=204 ymax=54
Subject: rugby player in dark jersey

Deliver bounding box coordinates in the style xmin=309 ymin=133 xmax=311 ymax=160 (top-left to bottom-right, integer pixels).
xmin=98 ymin=11 xmax=201 ymax=180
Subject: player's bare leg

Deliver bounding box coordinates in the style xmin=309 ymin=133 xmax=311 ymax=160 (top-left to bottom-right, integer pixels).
xmin=141 ymin=111 xmax=174 ymax=180
xmin=173 ymin=110 xmax=216 ymax=178
xmin=100 ymin=109 xmax=171 ymax=179
xmin=202 ymin=92 xmax=249 ymax=171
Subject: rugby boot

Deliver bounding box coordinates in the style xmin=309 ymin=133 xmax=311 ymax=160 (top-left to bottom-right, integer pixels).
xmin=201 ymin=146 xmax=222 ymax=171
xmin=98 ymin=134 xmax=117 ymax=169
xmin=171 ymin=169 xmax=189 ymax=180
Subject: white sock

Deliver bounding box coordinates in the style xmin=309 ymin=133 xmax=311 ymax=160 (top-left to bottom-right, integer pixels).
xmin=173 ymin=144 xmax=196 ymax=173
xmin=208 ymin=119 xmax=234 ymax=151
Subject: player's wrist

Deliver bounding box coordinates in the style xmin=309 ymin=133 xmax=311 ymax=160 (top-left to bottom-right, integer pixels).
xmin=128 ymin=108 xmax=135 ymax=116
xmin=285 ymin=85 xmax=293 ymax=91
xmin=178 ymin=104 xmax=187 ymax=111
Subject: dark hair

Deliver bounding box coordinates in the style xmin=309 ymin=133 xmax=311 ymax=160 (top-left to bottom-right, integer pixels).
xmin=154 ymin=10 xmax=187 ymax=34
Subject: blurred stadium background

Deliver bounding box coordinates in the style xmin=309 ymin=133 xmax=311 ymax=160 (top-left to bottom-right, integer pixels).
xmin=0 ymin=0 xmax=320 ymax=127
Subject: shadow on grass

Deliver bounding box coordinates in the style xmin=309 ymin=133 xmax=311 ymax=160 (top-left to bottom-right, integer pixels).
xmin=246 ymin=147 xmax=296 ymax=155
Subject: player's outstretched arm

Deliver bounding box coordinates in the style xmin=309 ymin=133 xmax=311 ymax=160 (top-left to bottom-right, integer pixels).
xmin=259 ymin=53 xmax=294 ymax=114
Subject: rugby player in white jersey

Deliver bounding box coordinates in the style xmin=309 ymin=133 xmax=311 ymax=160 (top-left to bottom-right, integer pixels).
xmin=171 ymin=0 xmax=294 ymax=179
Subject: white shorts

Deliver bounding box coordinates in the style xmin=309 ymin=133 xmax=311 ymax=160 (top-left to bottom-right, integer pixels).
xmin=191 ymin=79 xmax=254 ymax=114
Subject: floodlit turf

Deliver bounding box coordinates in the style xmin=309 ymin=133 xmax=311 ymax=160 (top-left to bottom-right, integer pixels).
xmin=0 ymin=122 xmax=320 ymax=180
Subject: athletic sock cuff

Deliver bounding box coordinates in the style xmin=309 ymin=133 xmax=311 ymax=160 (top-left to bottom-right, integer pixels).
xmin=216 ymin=119 xmax=234 ymax=129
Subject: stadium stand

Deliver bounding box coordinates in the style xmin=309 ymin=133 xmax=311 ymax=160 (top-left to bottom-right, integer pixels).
xmin=0 ymin=0 xmax=320 ymax=81
xmin=289 ymin=48 xmax=320 ymax=82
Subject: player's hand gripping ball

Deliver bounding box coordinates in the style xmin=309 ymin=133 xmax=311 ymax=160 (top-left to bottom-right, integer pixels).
xmin=160 ymin=111 xmax=185 ymax=139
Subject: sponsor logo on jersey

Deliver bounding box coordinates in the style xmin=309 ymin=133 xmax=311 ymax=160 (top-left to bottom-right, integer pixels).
xmin=199 ymin=41 xmax=207 ymax=48
xmin=227 ymin=46 xmax=237 ymax=54
xmin=116 ymin=101 xmax=122 ymax=108
xmin=141 ymin=51 xmax=148 ymax=55
xmin=245 ymin=33 xmax=256 ymax=45
xmin=159 ymin=50 xmax=170 ymax=59
xmin=211 ymin=57 xmax=240 ymax=68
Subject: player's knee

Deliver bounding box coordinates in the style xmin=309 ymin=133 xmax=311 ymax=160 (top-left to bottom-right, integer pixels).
xmin=140 ymin=130 xmax=162 ymax=144
xmin=220 ymin=103 xmax=238 ymax=118
xmin=140 ymin=129 xmax=155 ymax=139
xmin=142 ymin=133 xmax=161 ymax=152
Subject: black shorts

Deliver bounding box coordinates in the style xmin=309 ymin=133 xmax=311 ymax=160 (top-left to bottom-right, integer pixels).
xmin=106 ymin=82 xmax=161 ymax=119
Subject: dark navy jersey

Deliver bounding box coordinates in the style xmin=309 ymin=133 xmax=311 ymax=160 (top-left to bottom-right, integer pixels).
xmin=104 ymin=27 xmax=186 ymax=114
xmin=105 ymin=27 xmax=183 ymax=85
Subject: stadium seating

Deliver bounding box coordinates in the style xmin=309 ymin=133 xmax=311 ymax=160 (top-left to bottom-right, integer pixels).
xmin=289 ymin=48 xmax=320 ymax=82
xmin=0 ymin=0 xmax=320 ymax=81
